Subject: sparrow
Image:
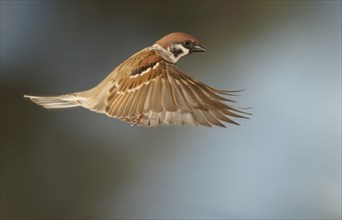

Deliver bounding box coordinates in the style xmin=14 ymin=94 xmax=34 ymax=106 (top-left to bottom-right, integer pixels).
xmin=24 ymin=32 xmax=249 ymax=127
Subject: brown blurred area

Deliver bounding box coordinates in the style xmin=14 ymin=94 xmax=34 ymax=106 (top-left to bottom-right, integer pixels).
xmin=1 ymin=1 xmax=341 ymax=219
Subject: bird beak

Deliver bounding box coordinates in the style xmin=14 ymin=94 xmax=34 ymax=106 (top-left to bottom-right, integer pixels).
xmin=191 ymin=44 xmax=206 ymax=53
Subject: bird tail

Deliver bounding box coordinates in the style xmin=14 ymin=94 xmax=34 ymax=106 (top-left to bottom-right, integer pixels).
xmin=24 ymin=94 xmax=81 ymax=109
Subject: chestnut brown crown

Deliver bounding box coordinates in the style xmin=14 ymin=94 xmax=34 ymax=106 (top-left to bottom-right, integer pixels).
xmin=152 ymin=32 xmax=206 ymax=63
xmin=154 ymin=32 xmax=199 ymax=49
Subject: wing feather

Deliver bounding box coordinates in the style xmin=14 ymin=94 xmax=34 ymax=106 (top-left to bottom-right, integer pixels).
xmin=180 ymin=72 xmax=237 ymax=102
xmin=175 ymin=70 xmax=228 ymax=109
xmin=135 ymin=84 xmax=149 ymax=115
xmin=166 ymin=70 xmax=192 ymax=112
xmin=149 ymin=112 xmax=160 ymax=127
xmin=211 ymin=109 xmax=240 ymax=125
xmin=150 ymin=77 xmax=163 ymax=113
xmin=201 ymin=110 xmax=226 ymax=128
xmin=116 ymin=92 xmax=132 ymax=118
xmin=103 ymin=49 xmax=248 ymax=127
xmin=193 ymin=110 xmax=212 ymax=127
xmin=161 ymin=74 xmax=178 ymax=112
xmin=109 ymin=93 xmax=124 ymax=116
xmin=143 ymin=80 xmax=154 ymax=113
xmin=175 ymin=74 xmax=210 ymax=110
xmin=120 ymin=92 xmax=135 ymax=118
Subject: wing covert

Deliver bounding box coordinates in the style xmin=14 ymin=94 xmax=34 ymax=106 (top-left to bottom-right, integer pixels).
xmin=104 ymin=50 xmax=249 ymax=127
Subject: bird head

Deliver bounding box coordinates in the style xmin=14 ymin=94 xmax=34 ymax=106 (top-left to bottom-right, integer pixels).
xmin=152 ymin=32 xmax=206 ymax=63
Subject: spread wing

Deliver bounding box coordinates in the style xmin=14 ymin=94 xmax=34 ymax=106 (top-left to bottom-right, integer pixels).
xmin=104 ymin=49 xmax=249 ymax=127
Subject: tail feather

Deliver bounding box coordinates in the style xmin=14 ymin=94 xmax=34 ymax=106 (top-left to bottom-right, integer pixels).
xmin=24 ymin=94 xmax=81 ymax=109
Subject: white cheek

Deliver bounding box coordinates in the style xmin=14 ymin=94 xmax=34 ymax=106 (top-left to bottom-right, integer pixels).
xmin=173 ymin=44 xmax=189 ymax=57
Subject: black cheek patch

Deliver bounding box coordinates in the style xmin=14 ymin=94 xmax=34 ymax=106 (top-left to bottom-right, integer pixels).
xmin=171 ymin=48 xmax=183 ymax=57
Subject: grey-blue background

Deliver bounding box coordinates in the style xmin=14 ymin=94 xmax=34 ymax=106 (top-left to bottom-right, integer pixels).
xmin=1 ymin=1 xmax=341 ymax=219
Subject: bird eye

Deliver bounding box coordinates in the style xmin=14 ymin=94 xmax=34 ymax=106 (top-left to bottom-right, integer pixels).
xmin=184 ymin=40 xmax=191 ymax=46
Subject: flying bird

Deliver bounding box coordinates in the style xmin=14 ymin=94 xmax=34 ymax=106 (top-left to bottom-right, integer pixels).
xmin=24 ymin=32 xmax=249 ymax=127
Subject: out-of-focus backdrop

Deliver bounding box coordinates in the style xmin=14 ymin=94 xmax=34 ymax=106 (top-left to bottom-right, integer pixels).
xmin=1 ymin=1 xmax=341 ymax=219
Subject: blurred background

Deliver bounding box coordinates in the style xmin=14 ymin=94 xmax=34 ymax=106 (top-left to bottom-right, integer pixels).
xmin=1 ymin=1 xmax=341 ymax=219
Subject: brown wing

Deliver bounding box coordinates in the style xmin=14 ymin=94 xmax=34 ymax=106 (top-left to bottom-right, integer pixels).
xmin=104 ymin=50 xmax=249 ymax=127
